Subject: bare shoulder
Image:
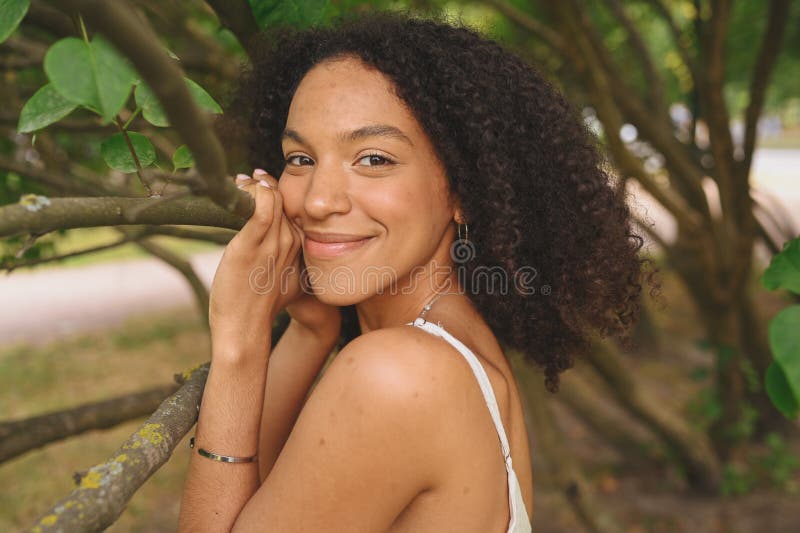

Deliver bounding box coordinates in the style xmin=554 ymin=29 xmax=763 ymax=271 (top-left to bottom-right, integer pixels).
xmin=235 ymin=326 xmax=461 ymax=530
xmin=325 ymin=324 xmax=462 ymax=407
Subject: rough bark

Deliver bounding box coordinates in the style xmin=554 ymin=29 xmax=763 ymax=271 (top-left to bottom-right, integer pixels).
xmin=0 ymin=196 xmax=243 ymax=238
xmin=23 ymin=364 xmax=209 ymax=533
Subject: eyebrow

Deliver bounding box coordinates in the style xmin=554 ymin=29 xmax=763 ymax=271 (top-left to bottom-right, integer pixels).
xmin=281 ymin=124 xmax=414 ymax=147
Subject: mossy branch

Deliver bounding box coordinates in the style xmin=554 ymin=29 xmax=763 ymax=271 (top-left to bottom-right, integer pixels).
xmin=23 ymin=363 xmax=210 ymax=533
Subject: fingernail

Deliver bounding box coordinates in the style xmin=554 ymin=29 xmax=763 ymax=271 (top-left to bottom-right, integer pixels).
xmin=253 ymin=168 xmax=268 ymax=177
xmin=258 ymin=180 xmax=272 ymax=188
xmin=236 ymin=173 xmax=252 ymax=181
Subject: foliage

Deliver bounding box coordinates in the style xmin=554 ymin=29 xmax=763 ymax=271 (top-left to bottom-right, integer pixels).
xmin=721 ymin=432 xmax=799 ymax=496
xmin=0 ymin=0 xmax=28 ymax=43
xmin=761 ymin=236 xmax=800 ymax=419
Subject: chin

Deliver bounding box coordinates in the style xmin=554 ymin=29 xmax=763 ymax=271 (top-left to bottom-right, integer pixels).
xmin=310 ymin=290 xmax=367 ymax=307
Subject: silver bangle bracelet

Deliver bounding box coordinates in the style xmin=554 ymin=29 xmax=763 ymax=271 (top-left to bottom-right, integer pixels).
xmin=189 ymin=436 xmax=259 ymax=464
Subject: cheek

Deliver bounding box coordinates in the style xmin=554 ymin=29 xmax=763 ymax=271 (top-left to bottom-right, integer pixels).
xmin=277 ymin=178 xmax=304 ymax=218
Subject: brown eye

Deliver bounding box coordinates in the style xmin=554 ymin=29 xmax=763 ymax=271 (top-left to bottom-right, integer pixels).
xmin=358 ymin=154 xmax=393 ymax=166
xmin=287 ymin=155 xmax=314 ymax=166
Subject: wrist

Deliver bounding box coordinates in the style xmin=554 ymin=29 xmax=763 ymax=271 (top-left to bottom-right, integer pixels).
xmin=210 ymin=336 xmax=272 ymax=368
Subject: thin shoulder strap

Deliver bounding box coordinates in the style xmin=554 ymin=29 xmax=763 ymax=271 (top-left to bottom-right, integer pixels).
xmin=407 ymin=317 xmax=514 ymax=471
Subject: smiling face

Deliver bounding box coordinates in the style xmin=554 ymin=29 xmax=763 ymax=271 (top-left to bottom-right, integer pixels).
xmin=278 ymin=56 xmax=457 ymax=306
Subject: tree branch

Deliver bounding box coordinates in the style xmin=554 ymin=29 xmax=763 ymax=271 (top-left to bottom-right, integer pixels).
xmin=0 ymin=196 xmax=244 ymax=238
xmin=482 ymin=0 xmax=570 ymax=57
xmin=586 ymin=337 xmax=721 ymax=492
xmin=204 ymin=0 xmax=259 ymax=53
xmin=640 ymin=0 xmax=700 ymax=83
xmin=2 ymin=232 xmax=139 ymax=272
xmin=698 ymin=0 xmax=736 ymax=215
xmin=558 ymin=371 xmax=666 ymax=468
xmin=0 ymin=384 xmax=179 ymax=464
xmin=53 ymin=0 xmax=254 ymax=218
xmin=25 ymin=0 xmax=76 ymax=38
xmin=740 ymin=0 xmax=791 ymax=180
xmin=509 ymin=351 xmax=620 ymax=532
xmin=142 ymin=224 xmax=234 ymax=245
xmin=549 ymin=1 xmax=713 ymax=224
xmin=600 ymin=0 xmax=666 ymax=113
xmin=0 ymin=155 xmax=116 ymax=196
xmin=135 ymin=236 xmax=210 ymax=330
xmin=23 ymin=363 xmax=209 ymax=533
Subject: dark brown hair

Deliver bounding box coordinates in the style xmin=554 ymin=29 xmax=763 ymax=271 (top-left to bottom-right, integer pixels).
xmin=216 ymin=11 xmax=652 ymax=391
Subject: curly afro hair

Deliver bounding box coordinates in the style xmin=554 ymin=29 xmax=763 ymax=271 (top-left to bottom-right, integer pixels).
xmin=215 ymin=11 xmax=649 ymax=391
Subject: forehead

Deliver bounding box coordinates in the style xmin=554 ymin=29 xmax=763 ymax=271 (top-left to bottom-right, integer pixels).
xmin=286 ymin=57 xmax=420 ymax=133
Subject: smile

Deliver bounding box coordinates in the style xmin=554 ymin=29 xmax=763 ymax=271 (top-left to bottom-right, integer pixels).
xmin=303 ymin=233 xmax=375 ymax=259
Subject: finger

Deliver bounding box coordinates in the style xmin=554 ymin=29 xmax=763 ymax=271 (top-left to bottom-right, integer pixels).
xmin=235 ymin=173 xmax=254 ymax=187
xmin=260 ymin=181 xmax=283 ymax=247
xmin=237 ymin=178 xmax=277 ymax=246
xmin=253 ymin=168 xmax=278 ymax=189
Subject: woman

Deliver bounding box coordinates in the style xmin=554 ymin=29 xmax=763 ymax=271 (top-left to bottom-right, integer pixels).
xmin=179 ymin=12 xmax=645 ymax=532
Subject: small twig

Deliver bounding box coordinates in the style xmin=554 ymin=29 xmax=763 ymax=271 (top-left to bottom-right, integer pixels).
xmin=2 ymin=231 xmax=146 ymax=273
xmin=14 ymin=233 xmax=42 ymax=259
xmin=114 ymin=116 xmax=154 ymax=196
xmin=122 ymin=106 xmax=142 ymax=130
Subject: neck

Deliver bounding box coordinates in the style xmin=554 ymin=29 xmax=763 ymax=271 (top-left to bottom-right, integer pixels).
xmin=355 ymin=262 xmax=462 ymax=334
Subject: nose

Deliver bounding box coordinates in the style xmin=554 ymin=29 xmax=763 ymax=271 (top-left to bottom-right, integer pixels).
xmin=303 ymin=161 xmax=351 ymax=220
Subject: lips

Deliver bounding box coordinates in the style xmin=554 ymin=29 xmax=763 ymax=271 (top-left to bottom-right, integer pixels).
xmin=303 ymin=231 xmax=374 ymax=259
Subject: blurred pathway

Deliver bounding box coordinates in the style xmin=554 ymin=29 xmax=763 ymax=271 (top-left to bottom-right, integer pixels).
xmin=0 ymin=249 xmax=223 ymax=346
xmin=0 ymin=149 xmax=797 ymax=347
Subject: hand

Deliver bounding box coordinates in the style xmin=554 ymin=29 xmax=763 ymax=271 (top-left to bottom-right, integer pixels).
xmin=208 ymin=169 xmax=302 ymax=358
xmin=285 ymin=255 xmax=342 ymax=344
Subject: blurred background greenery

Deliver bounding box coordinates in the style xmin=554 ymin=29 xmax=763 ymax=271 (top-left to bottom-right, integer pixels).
xmin=1 ymin=0 xmax=799 ymax=531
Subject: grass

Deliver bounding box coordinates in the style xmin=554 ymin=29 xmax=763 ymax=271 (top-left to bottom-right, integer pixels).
xmin=0 ymin=309 xmax=210 ymax=532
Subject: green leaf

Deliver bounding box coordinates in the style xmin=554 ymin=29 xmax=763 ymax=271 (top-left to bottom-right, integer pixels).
xmin=134 ymin=82 xmax=168 ymax=127
xmin=136 ymin=78 xmax=222 ymax=127
xmin=44 ymin=36 xmax=137 ymax=123
xmin=761 ymin=237 xmax=800 ymax=294
xmin=172 ymin=145 xmax=194 ymax=170
xmin=768 ymin=305 xmax=800 ymax=402
xmin=101 ymin=132 xmax=156 ymax=173
xmin=44 ymin=38 xmax=99 ymax=110
xmin=17 ymin=83 xmax=77 ymax=133
xmin=0 ymin=0 xmax=30 ymax=44
xmin=249 ymin=0 xmax=331 ymax=29
xmin=765 ymin=361 xmax=799 ymax=419
xmin=92 ymin=36 xmax=138 ymax=122
xmin=185 ymin=78 xmax=222 ymax=114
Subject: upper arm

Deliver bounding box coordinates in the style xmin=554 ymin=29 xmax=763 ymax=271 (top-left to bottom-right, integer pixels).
xmin=234 ymin=328 xmax=447 ymax=532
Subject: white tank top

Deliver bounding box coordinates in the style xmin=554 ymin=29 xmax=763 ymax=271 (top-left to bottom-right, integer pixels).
xmin=406 ymin=316 xmax=532 ymax=533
